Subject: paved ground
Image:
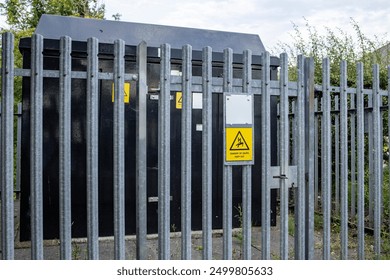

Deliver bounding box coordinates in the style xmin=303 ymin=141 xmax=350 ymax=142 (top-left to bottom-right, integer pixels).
xmin=1 ymin=200 xmax=320 ymax=260
xmin=8 ymin=228 xmax=300 ymax=260
xmin=1 ymin=199 xmax=353 ymax=260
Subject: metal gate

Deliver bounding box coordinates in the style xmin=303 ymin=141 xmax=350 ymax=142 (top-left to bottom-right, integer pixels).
xmin=1 ymin=31 xmax=389 ymax=260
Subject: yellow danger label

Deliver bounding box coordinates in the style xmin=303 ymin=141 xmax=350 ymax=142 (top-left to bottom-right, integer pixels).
xmin=176 ymin=91 xmax=182 ymax=109
xmin=112 ymin=82 xmax=130 ymax=103
xmin=225 ymin=127 xmax=253 ymax=162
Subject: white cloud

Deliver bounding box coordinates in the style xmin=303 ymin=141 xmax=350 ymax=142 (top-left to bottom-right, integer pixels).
xmin=2 ymin=0 xmax=390 ymax=52
xmin=102 ymin=0 xmax=390 ymax=50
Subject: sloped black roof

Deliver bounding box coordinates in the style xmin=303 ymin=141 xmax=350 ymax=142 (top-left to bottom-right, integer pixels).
xmin=35 ymin=14 xmax=266 ymax=54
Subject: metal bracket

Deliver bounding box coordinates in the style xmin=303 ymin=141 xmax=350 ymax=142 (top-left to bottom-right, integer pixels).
xmin=148 ymin=196 xmax=173 ymax=203
xmin=273 ymin=174 xmax=288 ymax=180
xmin=149 ymin=94 xmax=174 ymax=101
xmin=270 ymin=165 xmax=297 ymax=189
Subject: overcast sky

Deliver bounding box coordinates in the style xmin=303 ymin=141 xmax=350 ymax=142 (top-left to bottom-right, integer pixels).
xmin=102 ymin=0 xmax=390 ymax=51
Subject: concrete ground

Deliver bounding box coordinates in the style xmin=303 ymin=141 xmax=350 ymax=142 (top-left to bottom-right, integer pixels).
xmin=8 ymin=228 xmax=301 ymax=260
xmin=1 ymin=199 xmax=354 ymax=260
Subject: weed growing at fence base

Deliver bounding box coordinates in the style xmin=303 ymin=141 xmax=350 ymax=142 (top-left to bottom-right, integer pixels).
xmin=361 ymin=166 xmax=390 ymax=232
xmin=233 ymin=204 xmax=244 ymax=242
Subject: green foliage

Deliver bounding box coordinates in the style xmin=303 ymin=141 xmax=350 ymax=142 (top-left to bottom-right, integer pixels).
xmin=0 ymin=0 xmax=106 ymax=104
xmin=368 ymin=166 xmax=390 ymax=232
xmin=1 ymin=29 xmax=35 ymax=103
xmin=288 ymin=214 xmax=294 ymax=236
xmin=275 ymin=18 xmax=389 ymax=88
xmin=314 ymin=212 xmax=324 ymax=231
xmin=0 ymin=0 xmax=105 ymax=31
xmin=0 ymin=1 xmax=107 ymax=193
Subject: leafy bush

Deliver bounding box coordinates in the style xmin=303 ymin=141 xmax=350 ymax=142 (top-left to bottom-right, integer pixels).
xmin=274 ymin=18 xmax=389 ymax=88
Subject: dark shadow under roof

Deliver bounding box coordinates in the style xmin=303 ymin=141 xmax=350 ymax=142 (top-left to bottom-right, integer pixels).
xmin=35 ymin=15 xmax=265 ymax=55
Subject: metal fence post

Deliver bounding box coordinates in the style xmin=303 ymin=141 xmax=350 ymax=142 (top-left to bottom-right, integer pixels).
xmin=30 ymin=33 xmax=44 ymax=260
xmin=322 ymin=58 xmax=331 ymax=259
xmin=158 ymin=43 xmax=171 ymax=260
xmin=304 ymin=57 xmax=315 ymax=260
xmin=86 ymin=37 xmax=99 ymax=260
xmin=261 ymin=52 xmax=271 ymax=260
xmin=113 ymin=39 xmax=126 ymax=260
xmin=340 ymin=61 xmax=349 ymax=260
xmin=181 ymin=44 xmax=192 ymax=260
xmin=59 ymin=36 xmax=72 ymax=260
xmin=279 ymin=53 xmax=289 ymax=260
xmin=242 ymin=49 xmax=252 ymax=260
xmin=136 ymin=41 xmax=148 ymax=260
xmin=1 ymin=32 xmax=15 ymax=260
xmin=202 ymin=46 xmax=213 ymax=260
xmin=372 ymin=64 xmax=382 ymax=259
xmin=223 ymin=48 xmax=233 ymax=260
xmin=295 ymin=55 xmax=306 ymax=260
xmin=356 ymin=62 xmax=365 ymax=260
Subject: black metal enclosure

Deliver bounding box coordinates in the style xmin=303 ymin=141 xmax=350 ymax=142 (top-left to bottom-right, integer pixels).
xmin=19 ymin=15 xmax=279 ymax=241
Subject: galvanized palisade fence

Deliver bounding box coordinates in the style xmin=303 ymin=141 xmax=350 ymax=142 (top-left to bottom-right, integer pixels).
xmin=1 ymin=31 xmax=389 ymax=260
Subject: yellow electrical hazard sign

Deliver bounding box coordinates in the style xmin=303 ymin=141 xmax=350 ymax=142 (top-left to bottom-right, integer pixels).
xmin=112 ymin=82 xmax=130 ymax=103
xmin=176 ymin=91 xmax=182 ymax=109
xmin=225 ymin=127 xmax=253 ymax=162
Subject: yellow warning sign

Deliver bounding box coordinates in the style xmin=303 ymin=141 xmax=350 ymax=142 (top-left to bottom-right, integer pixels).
xmin=176 ymin=91 xmax=182 ymax=109
xmin=225 ymin=127 xmax=253 ymax=162
xmin=112 ymin=82 xmax=130 ymax=103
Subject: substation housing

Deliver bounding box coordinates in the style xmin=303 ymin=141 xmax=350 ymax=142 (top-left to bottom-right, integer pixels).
xmin=19 ymin=15 xmax=279 ymax=240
